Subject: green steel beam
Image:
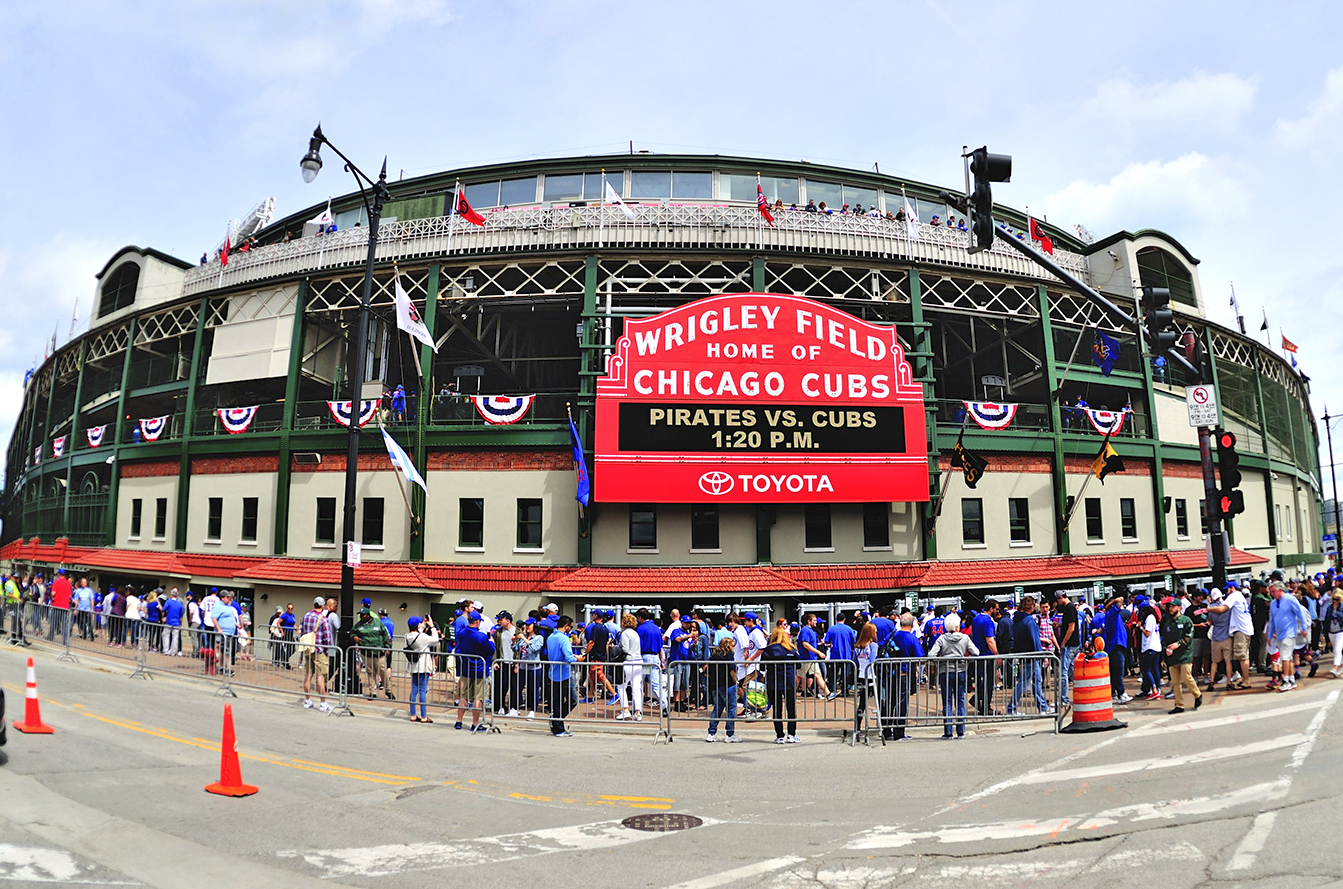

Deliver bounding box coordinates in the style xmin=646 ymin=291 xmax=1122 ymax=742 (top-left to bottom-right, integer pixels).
xmin=910 ymin=269 xmax=939 ymax=560
xmin=274 ymin=280 xmax=309 ymax=555
xmin=62 ymin=339 xmax=88 ymax=530
xmin=174 ymin=298 xmax=210 ymax=550
xmin=752 ymin=256 xmax=765 ymax=292
xmin=1037 ymin=286 xmax=1070 ymax=555
xmin=1141 ymin=313 xmax=1166 ymax=550
xmin=410 ymin=265 xmax=439 ymax=561
xmin=105 ymin=317 xmax=137 ymax=546
xmin=577 ymin=255 xmax=599 ymax=565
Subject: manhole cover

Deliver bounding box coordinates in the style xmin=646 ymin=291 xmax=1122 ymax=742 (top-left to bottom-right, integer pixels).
xmin=621 ymin=813 xmax=703 ymax=832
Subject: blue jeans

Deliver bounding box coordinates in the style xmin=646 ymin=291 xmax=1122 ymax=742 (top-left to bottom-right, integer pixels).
xmin=409 ymin=672 xmax=429 ymax=718
xmin=939 ymin=670 xmax=968 ymax=737
xmin=1140 ymin=650 xmax=1161 ymax=696
xmin=1061 ymin=646 xmax=1079 ymax=702
xmin=707 ymin=686 xmax=736 ymax=737
xmin=1010 ymin=660 xmax=1046 ymax=713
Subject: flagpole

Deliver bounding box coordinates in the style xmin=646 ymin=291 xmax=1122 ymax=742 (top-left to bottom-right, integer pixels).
xmin=317 ymin=196 xmax=331 ymax=269
xmin=1062 ymin=424 xmax=1118 ymax=535
xmin=567 ymin=402 xmax=586 ymax=522
xmin=218 ymin=219 xmax=230 ymax=288
xmin=448 ymin=180 xmax=459 ymax=257
xmin=756 ymin=173 xmax=763 ymax=252
xmin=928 ymin=415 xmax=969 ymax=533
xmin=394 ymin=263 xmax=425 ymax=381
xmin=599 ymin=169 xmax=606 ymax=250
xmin=1053 ymin=327 xmax=1088 ymax=399
xmin=380 ymin=423 xmax=419 ymax=525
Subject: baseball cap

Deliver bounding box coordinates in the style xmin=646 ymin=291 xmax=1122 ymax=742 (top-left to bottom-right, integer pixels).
xmin=605 ymin=610 xmax=616 ymax=619
xmin=361 ymin=597 xmax=372 ymax=606
xmin=472 ymin=600 xmax=484 ymax=610
xmin=496 ymin=610 xmax=512 ymax=621
xmin=359 ymin=606 xmax=371 ymax=616
xmin=743 ymin=611 xmax=758 ymax=621
xmin=680 ymin=615 xmax=691 ymax=623
xmin=378 ymin=608 xmax=388 ymax=616
xmin=57 ymin=568 xmax=65 ymax=575
xmin=1160 ymin=595 xmax=1177 ymax=605
xmin=524 ymin=617 xmax=537 ymax=625
xmin=314 ymin=596 xmax=325 ymax=607
xmin=468 ymin=611 xmax=482 ymax=622
xmin=546 ymin=603 xmax=559 ymax=613
xmin=407 ymin=616 xmax=422 ymax=628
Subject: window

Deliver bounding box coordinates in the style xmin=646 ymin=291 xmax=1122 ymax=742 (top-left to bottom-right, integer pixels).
xmin=542 ymin=173 xmax=584 ymax=201
xmin=805 ymin=179 xmax=843 ymax=208
xmin=629 ymin=504 xmax=657 ymax=550
xmin=671 ymin=171 xmax=711 ymax=199
xmin=1137 ymin=246 xmax=1196 ymax=308
xmin=1283 ymin=505 xmax=1292 ymax=540
xmin=459 ymin=498 xmax=484 ymax=548
xmin=1175 ymin=499 xmax=1189 ymax=538
xmin=241 ymin=497 xmax=258 ymax=543
xmin=98 ymin=263 xmax=139 ymax=318
xmin=721 ymin=174 xmax=799 ymax=204
xmin=517 ymin=498 xmax=543 ymax=549
xmin=630 ymin=170 xmax=671 ymax=199
xmin=1120 ymin=498 xmax=1138 ymax=540
xmin=362 ymin=497 xmax=384 ymax=546
xmin=462 ymin=176 xmax=538 ymax=209
xmin=863 ymin=503 xmax=890 ymax=549
xmin=1200 ymin=499 xmax=1209 ymax=536
xmin=1085 ymin=498 xmax=1103 ymax=542
xmin=1008 ymin=498 xmax=1031 ymax=543
xmin=130 ymin=498 xmax=143 ymax=538
xmin=961 ymin=498 xmax=984 ymax=545
xmin=804 ymin=504 xmax=833 ymax=549
xmin=690 ymin=505 xmax=720 ymax=551
xmin=315 ymin=497 xmax=336 ymax=545
xmin=207 ymin=497 xmax=223 ymax=542
xmin=154 ymin=498 xmax=168 ymax=539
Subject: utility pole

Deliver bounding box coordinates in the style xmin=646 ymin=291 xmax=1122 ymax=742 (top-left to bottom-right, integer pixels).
xmin=1325 ymin=407 xmax=1340 ymax=569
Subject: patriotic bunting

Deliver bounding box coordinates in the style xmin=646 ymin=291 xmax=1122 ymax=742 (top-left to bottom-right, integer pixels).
xmin=86 ymin=425 xmax=106 ymax=448
xmin=52 ymin=436 xmax=66 ymax=458
xmin=1083 ymin=407 xmax=1129 ymax=436
xmin=963 ymin=401 xmax=1018 ymax=431
xmin=217 ymin=406 xmax=258 ymax=434
xmin=33 ymin=447 xmax=40 ymax=464
xmin=470 ymin=395 xmax=535 ymax=425
xmin=139 ymin=416 xmax=169 ymax=441
xmin=327 ymin=400 xmax=379 ymax=428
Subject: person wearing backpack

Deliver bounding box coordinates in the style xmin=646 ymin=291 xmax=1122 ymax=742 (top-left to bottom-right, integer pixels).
xmin=1325 ymin=590 xmax=1343 ymax=678
xmin=404 ymin=615 xmax=440 ymax=723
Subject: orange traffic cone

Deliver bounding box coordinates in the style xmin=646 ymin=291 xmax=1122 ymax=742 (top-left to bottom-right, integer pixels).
xmin=204 ymin=704 xmax=258 ymax=797
xmin=13 ymin=657 xmax=54 ymax=734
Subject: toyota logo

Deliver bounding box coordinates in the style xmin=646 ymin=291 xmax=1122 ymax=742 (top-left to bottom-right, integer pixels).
xmin=698 ymin=471 xmax=735 ymax=496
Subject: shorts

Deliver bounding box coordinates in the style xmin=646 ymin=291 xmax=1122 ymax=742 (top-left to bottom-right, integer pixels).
xmin=1277 ymin=637 xmax=1296 ymax=658
xmin=1191 ymin=639 xmax=1210 ymax=660
xmin=1211 ymin=637 xmax=1232 ymax=664
xmin=460 ymin=675 xmax=485 ymax=703
xmin=1232 ymin=632 xmax=1250 ymax=662
xmin=800 ymin=661 xmax=822 ymax=678
xmin=671 ymin=662 xmax=691 ymax=691
xmin=307 ymin=652 xmax=329 ymax=676
xmin=589 ymin=664 xmax=607 ymax=685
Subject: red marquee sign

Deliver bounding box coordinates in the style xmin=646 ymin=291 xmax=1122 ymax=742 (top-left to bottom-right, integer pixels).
xmin=595 ymin=293 xmax=928 ymax=503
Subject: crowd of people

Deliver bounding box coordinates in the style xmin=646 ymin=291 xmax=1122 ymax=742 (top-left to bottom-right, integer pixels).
xmin=9 ymin=567 xmax=1341 ymax=740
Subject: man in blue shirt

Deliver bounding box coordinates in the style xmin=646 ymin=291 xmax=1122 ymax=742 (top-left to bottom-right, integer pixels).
xmin=870 ymin=610 xmax=897 ymax=648
xmin=454 ymin=612 xmax=495 ymax=731
xmin=824 ymin=614 xmax=857 ymax=695
xmin=970 ymin=600 xmax=1001 ymax=716
xmin=880 ymin=613 xmax=925 ymax=741
xmin=162 ymin=588 xmax=185 ymax=655
xmin=212 ymin=591 xmax=239 ymax=673
xmin=1101 ymin=596 xmax=1132 ymax=702
xmin=73 ymin=578 xmax=95 ymax=641
xmin=1009 ymin=596 xmax=1050 ymax=715
xmin=797 ymin=613 xmax=832 ymax=699
xmin=636 ymin=609 xmax=667 ymax=714
xmin=545 ymin=615 xmax=582 ymax=736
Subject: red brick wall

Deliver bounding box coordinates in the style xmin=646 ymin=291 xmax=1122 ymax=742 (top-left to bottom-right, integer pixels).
xmin=1064 ymin=456 xmax=1152 ymax=477
xmin=427 ymin=450 xmax=571 ymax=471
xmin=120 ymin=460 xmax=179 ymax=478
xmin=293 ymin=453 xmax=396 ymax=473
xmin=1161 ymin=461 xmax=1205 ymax=479
xmin=193 ymin=455 xmax=280 ymax=475
xmin=937 ymin=455 xmax=1051 ymax=473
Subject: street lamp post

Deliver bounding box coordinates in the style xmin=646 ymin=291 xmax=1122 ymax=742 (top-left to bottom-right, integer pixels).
xmin=1325 ymin=407 xmax=1340 ymax=570
xmin=300 ymin=125 xmax=391 ymax=695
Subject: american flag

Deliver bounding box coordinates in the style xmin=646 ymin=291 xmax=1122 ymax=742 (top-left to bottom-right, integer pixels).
xmin=757 ymin=183 xmax=774 ymax=226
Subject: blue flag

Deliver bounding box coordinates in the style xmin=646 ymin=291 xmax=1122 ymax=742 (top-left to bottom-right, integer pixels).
xmin=1092 ymin=330 xmax=1121 ymax=376
xmin=380 ymin=424 xmax=427 ymax=494
xmin=569 ymin=418 xmax=591 ymax=507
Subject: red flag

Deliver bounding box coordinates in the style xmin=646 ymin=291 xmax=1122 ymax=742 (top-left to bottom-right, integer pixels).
xmin=221 ymin=236 xmax=230 ymax=266
xmin=1282 ymin=335 xmax=1298 ymax=353
xmin=454 ymin=189 xmax=487 ymax=226
xmin=757 ymin=183 xmax=775 ymax=226
xmin=1029 ymin=217 xmax=1053 ymax=254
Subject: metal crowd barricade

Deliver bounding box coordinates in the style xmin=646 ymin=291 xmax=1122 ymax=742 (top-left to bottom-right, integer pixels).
xmin=663 ymin=657 xmax=864 ymax=745
xmin=486 ymin=655 xmax=669 ymax=741
xmin=868 ymin=652 xmax=1064 ymax=741
xmin=369 ymin=645 xmax=492 ymax=728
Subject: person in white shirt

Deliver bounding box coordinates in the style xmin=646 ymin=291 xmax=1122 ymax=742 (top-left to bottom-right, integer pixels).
xmin=1140 ymin=604 xmax=1163 ymax=700
xmin=125 ymin=589 xmax=141 ymax=646
xmin=1208 ymin=583 xmax=1253 ymax=689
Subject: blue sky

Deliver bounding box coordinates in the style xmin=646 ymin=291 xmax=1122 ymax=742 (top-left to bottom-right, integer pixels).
xmin=3 ymin=1 xmax=1342 ymax=472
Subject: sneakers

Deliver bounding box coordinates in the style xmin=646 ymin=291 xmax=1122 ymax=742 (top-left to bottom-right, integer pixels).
xmin=578 ymin=698 xmax=593 ymax=704
xmin=318 ymin=702 xmax=333 ymax=713
xmin=608 ymin=695 xmax=621 ymax=707
xmin=303 ymin=698 xmax=314 ymax=709
xmin=1230 ymin=671 xmax=1242 ymax=684
xmin=554 ymin=730 xmax=573 ymax=738
xmin=1214 ymin=675 xmax=1229 ymax=686
xmin=633 ymin=713 xmax=643 ymax=721
xmin=1040 ymin=706 xmax=1055 ymax=715
xmin=705 ymin=733 xmax=716 ymax=743
xmin=1117 ymin=693 xmax=1134 ymax=704
xmin=825 ymin=692 xmax=839 ymax=701
xmin=615 ymin=710 xmax=631 ymax=720
xmin=454 ymin=722 xmax=464 ymax=730
xmin=1146 ymin=691 xmax=1162 ymax=701
xmin=525 ymin=711 xmax=536 ymax=720
xmin=471 ymin=723 xmax=489 ymax=732
xmin=774 ymin=737 xmax=787 ymax=744
xmin=785 ymin=735 xmax=799 ymax=744
xmin=724 ymin=735 xmax=741 ymax=743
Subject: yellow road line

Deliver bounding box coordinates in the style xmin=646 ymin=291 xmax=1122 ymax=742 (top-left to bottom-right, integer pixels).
xmin=290 ymin=759 xmax=422 ymax=781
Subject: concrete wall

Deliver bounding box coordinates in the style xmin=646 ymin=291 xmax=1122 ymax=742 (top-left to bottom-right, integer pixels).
xmin=185 ymin=472 xmax=278 ymax=554
xmin=1064 ymin=470 xmax=1157 ymax=553
xmin=1153 ymin=387 xmax=1199 ymax=447
xmin=946 ymin=472 xmax=1055 ymax=558
xmin=117 ymin=476 xmax=178 ymax=550
xmin=287 ymin=469 xmax=412 ymax=561
xmin=204 ymin=285 xmax=298 ymax=385
xmin=421 ymin=469 xmax=578 ymax=565
xmin=591 ymin=504 xmax=756 ymax=565
xmin=771 ymin=502 xmax=920 ymax=564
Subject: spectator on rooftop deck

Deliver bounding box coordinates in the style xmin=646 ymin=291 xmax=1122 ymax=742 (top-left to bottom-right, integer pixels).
xmin=895 ymin=206 xmax=906 ymax=222
xmin=819 ymin=202 xmax=831 ymax=214
xmin=929 ymin=214 xmax=941 ymax=226
xmin=957 ymin=217 xmax=968 ymax=231
xmin=788 ymin=203 xmax=798 ymax=211
xmin=773 ymin=199 xmax=785 ymax=213
xmin=869 ymin=206 xmax=882 ymax=218
xmin=804 ymin=199 xmax=817 ymax=212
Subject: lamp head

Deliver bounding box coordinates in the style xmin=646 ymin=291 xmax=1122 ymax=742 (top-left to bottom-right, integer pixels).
xmin=300 ymin=125 xmax=324 ymax=183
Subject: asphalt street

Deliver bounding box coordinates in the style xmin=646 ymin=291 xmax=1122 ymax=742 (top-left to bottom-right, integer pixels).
xmin=2 ymin=644 xmax=1341 ymax=889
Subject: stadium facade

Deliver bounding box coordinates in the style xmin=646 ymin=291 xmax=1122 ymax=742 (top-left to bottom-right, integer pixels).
xmin=0 ymin=153 xmax=1321 ymax=622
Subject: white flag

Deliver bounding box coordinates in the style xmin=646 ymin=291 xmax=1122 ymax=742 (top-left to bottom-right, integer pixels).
xmin=380 ymin=424 xmax=427 ymax=494
xmin=605 ymin=180 xmax=636 ymax=219
xmin=903 ymin=197 xmax=920 ymax=242
xmin=308 ymin=198 xmax=333 ymax=229
xmin=394 ymin=274 xmax=438 ymax=352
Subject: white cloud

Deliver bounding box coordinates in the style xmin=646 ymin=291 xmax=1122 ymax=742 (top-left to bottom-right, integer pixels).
xmin=1082 ymin=72 xmax=1257 ymax=131
xmin=1043 ymin=153 xmax=1249 ymax=235
xmin=1276 ymin=65 xmax=1343 ymax=149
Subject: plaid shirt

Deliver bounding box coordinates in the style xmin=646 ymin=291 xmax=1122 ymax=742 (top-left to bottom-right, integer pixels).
xmin=301 ymin=608 xmax=334 ymax=649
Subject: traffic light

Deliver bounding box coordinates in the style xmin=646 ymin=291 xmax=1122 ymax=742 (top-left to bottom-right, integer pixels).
xmin=968 ymin=147 xmax=1011 ymax=253
xmin=1141 ymin=285 xmax=1177 ymax=354
xmin=1215 ymin=428 xmax=1245 ymax=518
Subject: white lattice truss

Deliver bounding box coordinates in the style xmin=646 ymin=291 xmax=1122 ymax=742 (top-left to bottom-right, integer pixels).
xmin=134 ymin=302 xmax=199 ymax=345
xmin=1212 ymin=329 xmax=1307 ymax=404
xmin=307 ymin=268 xmax=431 ymax=314
xmin=766 ymin=263 xmax=908 ymax=303
xmin=55 ymin=348 xmax=81 ymax=380
xmin=601 ymin=258 xmax=752 ymax=296
xmin=86 ymin=324 xmax=130 ymax=362
xmin=182 ymin=204 xmax=1093 ymax=296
